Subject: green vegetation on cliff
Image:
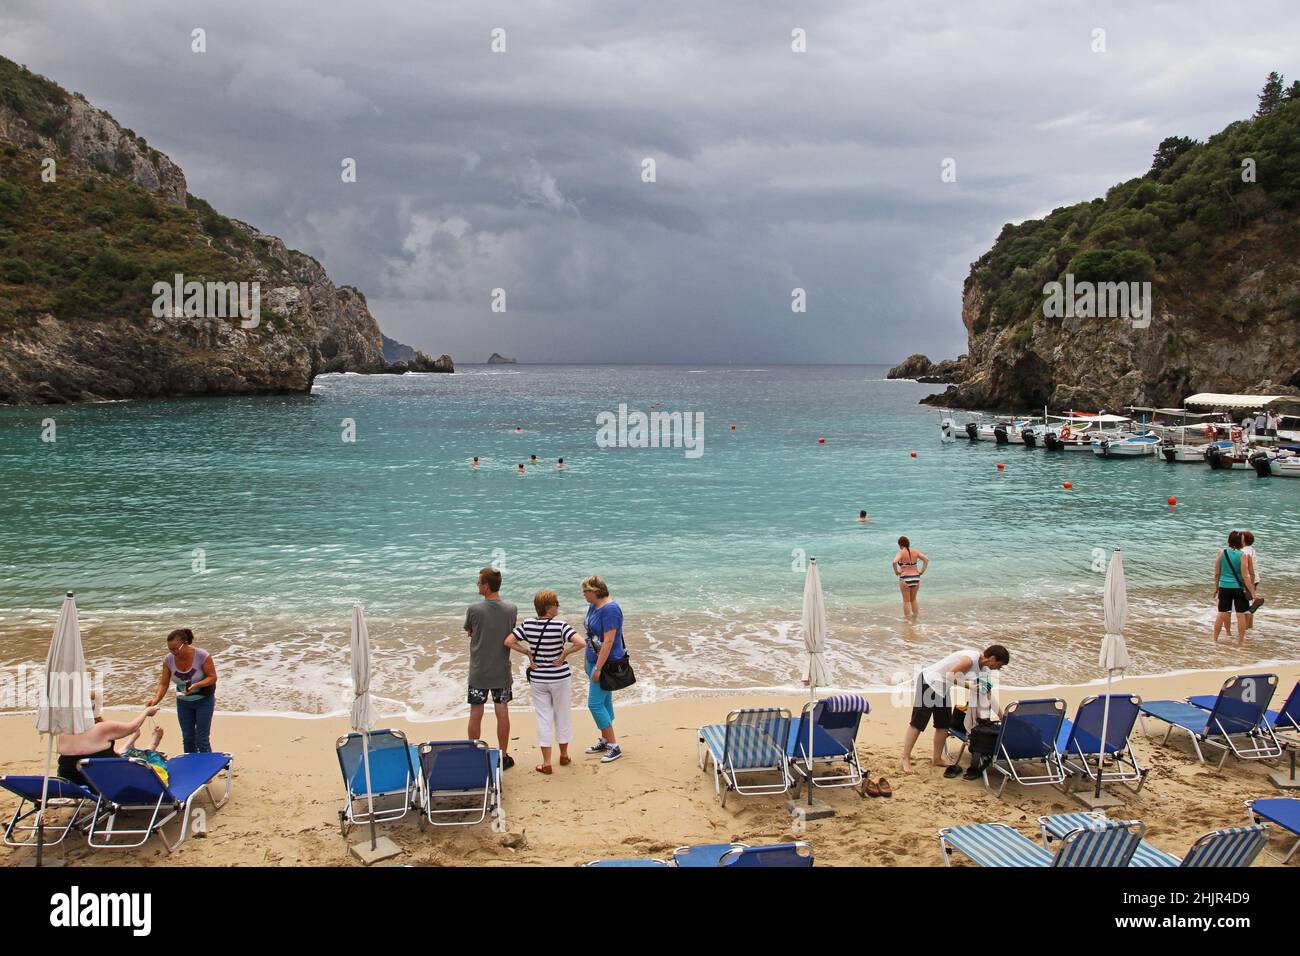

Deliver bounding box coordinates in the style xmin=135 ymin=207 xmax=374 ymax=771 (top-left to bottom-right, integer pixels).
xmin=969 ymin=79 xmax=1300 ymax=336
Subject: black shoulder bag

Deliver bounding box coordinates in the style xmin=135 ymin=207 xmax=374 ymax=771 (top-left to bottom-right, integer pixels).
xmin=598 ymin=636 xmax=636 ymax=692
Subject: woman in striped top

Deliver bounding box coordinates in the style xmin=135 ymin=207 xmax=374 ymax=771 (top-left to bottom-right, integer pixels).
xmin=506 ymin=590 xmax=586 ymax=774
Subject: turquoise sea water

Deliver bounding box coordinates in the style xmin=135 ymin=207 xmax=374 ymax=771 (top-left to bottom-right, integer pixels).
xmin=0 ymin=365 xmax=1296 ymax=716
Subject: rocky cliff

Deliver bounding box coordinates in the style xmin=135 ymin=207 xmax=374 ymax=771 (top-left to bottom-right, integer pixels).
xmin=923 ymin=92 xmax=1300 ymax=411
xmin=0 ymin=57 xmax=451 ymax=404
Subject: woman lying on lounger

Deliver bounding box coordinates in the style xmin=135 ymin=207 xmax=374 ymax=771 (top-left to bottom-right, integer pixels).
xmin=57 ymin=695 xmax=160 ymax=787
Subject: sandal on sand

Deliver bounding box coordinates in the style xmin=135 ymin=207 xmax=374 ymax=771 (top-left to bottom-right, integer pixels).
xmin=876 ymin=777 xmax=893 ymax=797
xmin=943 ymin=764 xmax=962 ymax=779
xmin=536 ymin=764 xmax=553 ymax=775
xmin=862 ymin=778 xmax=882 ymax=798
xmin=559 ymin=754 xmax=571 ymax=766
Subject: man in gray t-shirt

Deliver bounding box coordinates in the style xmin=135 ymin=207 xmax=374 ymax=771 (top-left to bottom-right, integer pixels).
xmin=464 ymin=567 xmax=518 ymax=768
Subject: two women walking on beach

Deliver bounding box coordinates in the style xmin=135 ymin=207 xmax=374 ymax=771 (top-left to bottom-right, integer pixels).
xmin=1214 ymin=530 xmax=1258 ymax=647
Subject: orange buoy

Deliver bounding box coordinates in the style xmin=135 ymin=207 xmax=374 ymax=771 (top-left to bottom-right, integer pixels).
xmin=910 ymin=451 xmax=917 ymax=458
xmin=1063 ymin=481 xmax=1073 ymax=489
xmin=996 ymin=462 xmax=1005 ymax=470
xmin=1167 ymin=496 xmax=1177 ymax=506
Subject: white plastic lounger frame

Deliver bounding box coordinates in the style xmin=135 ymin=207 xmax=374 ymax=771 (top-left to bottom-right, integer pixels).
xmin=0 ymin=779 xmax=99 ymax=848
xmin=696 ymin=708 xmax=792 ymax=808
xmin=84 ymin=757 xmax=233 ymax=853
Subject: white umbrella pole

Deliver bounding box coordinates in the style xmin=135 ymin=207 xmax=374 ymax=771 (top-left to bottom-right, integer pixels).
xmin=36 ymin=735 xmax=53 ymax=868
xmin=361 ymin=729 xmax=377 ymax=851
xmin=807 ymin=680 xmax=816 ymax=807
xmin=1096 ymin=671 xmax=1112 ymax=800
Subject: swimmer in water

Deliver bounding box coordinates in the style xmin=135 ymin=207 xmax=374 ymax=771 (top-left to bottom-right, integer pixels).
xmin=857 ymin=510 xmax=868 ymax=523
xmin=515 ymin=426 xmax=523 ymax=433
xmin=517 ymin=464 xmax=526 ymax=474
xmin=471 ymin=456 xmax=480 ymax=469
xmin=556 ymin=458 xmax=565 ymax=470
xmin=530 ymin=454 xmax=539 ymax=465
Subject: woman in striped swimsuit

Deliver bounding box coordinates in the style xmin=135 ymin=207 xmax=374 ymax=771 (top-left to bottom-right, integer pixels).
xmin=892 ymin=536 xmax=929 ymax=619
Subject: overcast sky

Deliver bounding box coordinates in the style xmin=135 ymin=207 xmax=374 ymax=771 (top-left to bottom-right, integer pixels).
xmin=2 ymin=2 xmax=1295 ymax=363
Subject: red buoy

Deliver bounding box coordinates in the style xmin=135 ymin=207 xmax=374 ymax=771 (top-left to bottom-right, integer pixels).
xmin=818 ymin=436 xmax=826 ymax=444
xmin=1063 ymin=481 xmax=1073 ymax=489
xmin=910 ymin=451 xmax=917 ymax=458
xmin=996 ymin=462 xmax=1005 ymax=470
xmin=1167 ymin=496 xmax=1177 ymax=506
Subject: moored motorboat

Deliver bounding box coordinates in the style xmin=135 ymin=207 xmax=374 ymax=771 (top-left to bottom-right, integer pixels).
xmin=1092 ymin=432 xmax=1161 ymax=457
xmin=1249 ymin=445 xmax=1300 ymax=477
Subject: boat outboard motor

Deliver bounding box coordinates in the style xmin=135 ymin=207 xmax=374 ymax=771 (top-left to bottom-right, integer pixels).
xmin=1044 ymin=431 xmax=1061 ymax=451
xmin=993 ymin=423 xmax=1009 ymax=444
xmin=964 ymin=422 xmax=979 ymax=441
xmin=939 ymin=418 xmax=956 ymax=443
xmin=1250 ymin=450 xmax=1273 ymax=477
xmin=1021 ymin=427 xmax=1037 ymax=447
xmin=1097 ymin=438 xmax=1110 ymax=457
xmin=1161 ymin=441 xmax=1177 ymax=463
xmin=1204 ymin=443 xmax=1227 ymax=469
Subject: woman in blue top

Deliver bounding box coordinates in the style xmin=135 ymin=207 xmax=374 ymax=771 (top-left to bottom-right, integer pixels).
xmin=581 ymin=575 xmax=625 ymax=763
xmin=1213 ymin=530 xmax=1256 ymax=647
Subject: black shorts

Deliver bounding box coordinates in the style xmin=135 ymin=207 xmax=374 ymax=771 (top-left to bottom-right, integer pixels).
xmin=467 ymin=685 xmax=513 ymax=705
xmin=909 ymin=676 xmax=951 ymax=732
xmin=1217 ymin=588 xmax=1249 ymax=613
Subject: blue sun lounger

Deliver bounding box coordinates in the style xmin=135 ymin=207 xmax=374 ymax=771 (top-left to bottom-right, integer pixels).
xmin=940 ymin=818 xmax=1144 ymax=867
xmin=336 ymin=729 xmax=420 ymax=835
xmin=1 ymin=776 xmax=100 ymax=848
xmin=715 ymin=842 xmax=814 ymax=867
xmin=982 ymin=698 xmax=1068 ymax=796
xmin=418 ymin=740 xmax=504 ymax=830
xmin=786 ymin=695 xmax=869 ymax=792
xmin=78 ymin=753 xmax=232 ymax=852
xmin=1138 ymin=674 xmax=1282 ymax=767
xmin=1056 ymin=694 xmax=1148 ymax=794
xmin=1246 ymin=797 xmax=1300 ymax=863
xmin=1191 ymin=680 xmax=1300 ymax=744
xmin=697 ymin=708 xmax=792 ymax=807
xmin=1038 ymin=812 xmax=1268 ymax=867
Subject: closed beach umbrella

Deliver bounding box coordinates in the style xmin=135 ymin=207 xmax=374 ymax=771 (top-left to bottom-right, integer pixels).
xmin=1096 ymin=550 xmax=1129 ymax=798
xmin=35 ymin=592 xmax=93 ymax=866
xmin=349 ymin=604 xmax=378 ymax=850
xmin=800 ymin=559 xmax=830 ymax=805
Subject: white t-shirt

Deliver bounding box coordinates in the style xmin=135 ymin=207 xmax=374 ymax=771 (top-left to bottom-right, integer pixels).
xmin=923 ymin=648 xmax=979 ymax=695
xmin=1242 ymin=546 xmax=1259 ymax=584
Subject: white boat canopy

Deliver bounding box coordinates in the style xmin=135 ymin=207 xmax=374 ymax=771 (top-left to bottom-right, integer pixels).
xmin=1184 ymin=393 xmax=1300 ymax=408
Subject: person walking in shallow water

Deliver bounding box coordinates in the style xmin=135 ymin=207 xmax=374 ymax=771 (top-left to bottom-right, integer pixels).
xmin=892 ymin=536 xmax=928 ymax=618
xmin=1213 ymin=530 xmax=1254 ymax=647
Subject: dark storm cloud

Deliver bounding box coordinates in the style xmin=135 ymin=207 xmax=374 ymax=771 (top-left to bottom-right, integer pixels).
xmin=3 ymin=1 xmax=1294 ymax=363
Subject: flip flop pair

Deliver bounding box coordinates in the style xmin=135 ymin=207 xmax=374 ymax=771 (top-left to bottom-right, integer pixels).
xmin=861 ymin=776 xmax=893 ymax=798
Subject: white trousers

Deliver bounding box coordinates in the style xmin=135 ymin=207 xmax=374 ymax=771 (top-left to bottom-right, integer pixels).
xmin=531 ymin=676 xmax=572 ymax=748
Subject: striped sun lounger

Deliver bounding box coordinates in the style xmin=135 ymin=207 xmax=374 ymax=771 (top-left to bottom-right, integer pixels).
xmin=1039 ymin=812 xmax=1268 ymax=867
xmin=697 ymin=708 xmax=792 ymax=807
xmin=786 ymin=695 xmax=869 ymax=791
xmin=939 ymin=818 xmax=1144 ymax=867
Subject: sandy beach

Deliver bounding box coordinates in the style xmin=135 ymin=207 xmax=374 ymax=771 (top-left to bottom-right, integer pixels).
xmin=3 ymin=663 xmax=1297 ymax=867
